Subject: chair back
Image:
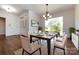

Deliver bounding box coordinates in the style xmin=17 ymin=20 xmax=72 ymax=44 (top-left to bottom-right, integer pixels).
xmin=62 ymin=34 xmax=67 ymax=47
xmin=20 ymin=35 xmax=31 ymax=51
xmin=28 ymin=32 xmax=31 ymax=39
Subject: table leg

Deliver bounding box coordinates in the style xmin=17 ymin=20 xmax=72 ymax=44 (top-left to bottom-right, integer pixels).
xmin=47 ymin=40 xmax=51 ymax=55
xmin=30 ymin=35 xmax=32 ymax=43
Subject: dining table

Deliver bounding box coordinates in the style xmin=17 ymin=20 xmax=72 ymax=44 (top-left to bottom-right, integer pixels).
xmin=30 ymin=33 xmax=58 ymax=55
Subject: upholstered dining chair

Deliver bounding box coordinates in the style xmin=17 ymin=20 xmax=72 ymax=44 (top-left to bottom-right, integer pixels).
xmin=28 ymin=32 xmax=41 ymax=44
xmin=55 ymin=32 xmax=66 ymax=42
xmin=20 ymin=35 xmax=41 ymax=55
xmin=53 ymin=34 xmax=67 ymax=55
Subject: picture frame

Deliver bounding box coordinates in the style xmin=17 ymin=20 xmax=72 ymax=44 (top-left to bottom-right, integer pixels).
xmin=31 ymin=20 xmax=38 ymax=27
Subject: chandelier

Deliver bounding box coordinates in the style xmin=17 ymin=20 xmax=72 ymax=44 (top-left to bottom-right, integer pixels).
xmin=43 ymin=4 xmax=52 ymax=20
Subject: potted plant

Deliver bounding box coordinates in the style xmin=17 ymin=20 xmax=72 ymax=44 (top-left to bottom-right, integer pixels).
xmin=69 ymin=27 xmax=75 ymax=39
xmin=38 ymin=26 xmax=43 ymax=34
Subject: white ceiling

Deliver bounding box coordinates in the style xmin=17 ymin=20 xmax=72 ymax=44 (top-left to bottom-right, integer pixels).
xmin=0 ymin=4 xmax=75 ymax=16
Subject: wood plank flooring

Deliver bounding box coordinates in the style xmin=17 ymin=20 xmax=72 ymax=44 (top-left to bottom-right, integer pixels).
xmin=0 ymin=35 xmax=79 ymax=55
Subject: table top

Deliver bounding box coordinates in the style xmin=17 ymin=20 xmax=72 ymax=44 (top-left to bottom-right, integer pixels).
xmin=30 ymin=33 xmax=58 ymax=40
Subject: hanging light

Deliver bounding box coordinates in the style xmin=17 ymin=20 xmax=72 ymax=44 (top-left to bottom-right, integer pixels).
xmin=43 ymin=4 xmax=52 ymax=20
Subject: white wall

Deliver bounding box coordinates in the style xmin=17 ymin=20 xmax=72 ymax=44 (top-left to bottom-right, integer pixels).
xmin=0 ymin=10 xmax=21 ymax=36
xmin=29 ymin=10 xmax=40 ymax=33
xmin=19 ymin=10 xmax=41 ymax=35
xmin=19 ymin=10 xmax=29 ymax=35
xmin=75 ymin=5 xmax=79 ymax=29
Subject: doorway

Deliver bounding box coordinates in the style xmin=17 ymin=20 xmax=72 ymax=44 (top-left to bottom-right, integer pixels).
xmin=0 ymin=17 xmax=6 ymax=54
xmin=0 ymin=17 xmax=5 ymax=39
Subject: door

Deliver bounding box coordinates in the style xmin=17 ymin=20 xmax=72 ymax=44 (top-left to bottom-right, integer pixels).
xmin=0 ymin=17 xmax=5 ymax=36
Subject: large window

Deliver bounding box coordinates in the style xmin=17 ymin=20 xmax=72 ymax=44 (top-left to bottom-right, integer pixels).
xmin=45 ymin=16 xmax=63 ymax=34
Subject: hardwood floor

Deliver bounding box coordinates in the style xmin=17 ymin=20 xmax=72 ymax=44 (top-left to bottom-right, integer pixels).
xmin=0 ymin=35 xmax=79 ymax=55
xmin=66 ymin=39 xmax=79 ymax=55
xmin=0 ymin=35 xmax=21 ymax=55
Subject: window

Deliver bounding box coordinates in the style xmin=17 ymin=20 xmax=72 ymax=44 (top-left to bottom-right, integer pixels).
xmin=45 ymin=16 xmax=63 ymax=34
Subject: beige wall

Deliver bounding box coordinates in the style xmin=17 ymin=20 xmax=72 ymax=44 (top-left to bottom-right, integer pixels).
xmin=75 ymin=5 xmax=79 ymax=29
xmin=39 ymin=17 xmax=45 ymax=31
xmin=52 ymin=8 xmax=75 ymax=37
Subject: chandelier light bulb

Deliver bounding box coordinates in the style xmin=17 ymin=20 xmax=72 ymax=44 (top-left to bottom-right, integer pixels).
xmin=49 ymin=15 xmax=52 ymax=18
xmin=45 ymin=17 xmax=46 ymax=19
xmin=43 ymin=15 xmax=45 ymax=17
xmin=47 ymin=13 xmax=49 ymax=16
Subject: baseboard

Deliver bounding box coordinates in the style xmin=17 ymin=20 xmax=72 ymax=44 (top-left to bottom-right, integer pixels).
xmin=0 ymin=34 xmax=5 ymax=35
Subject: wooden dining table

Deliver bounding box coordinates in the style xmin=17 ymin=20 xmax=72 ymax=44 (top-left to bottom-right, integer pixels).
xmin=30 ymin=33 xmax=58 ymax=55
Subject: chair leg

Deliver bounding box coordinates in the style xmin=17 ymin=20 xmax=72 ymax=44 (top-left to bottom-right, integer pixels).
xmin=64 ymin=49 xmax=65 ymax=55
xmin=40 ymin=40 xmax=41 ymax=44
xmin=22 ymin=49 xmax=24 ymax=55
xmin=39 ymin=48 xmax=41 ymax=55
xmin=53 ymin=46 xmax=66 ymax=55
xmin=38 ymin=40 xmax=41 ymax=45
xmin=38 ymin=41 xmax=40 ymax=44
xmin=53 ymin=46 xmax=55 ymax=55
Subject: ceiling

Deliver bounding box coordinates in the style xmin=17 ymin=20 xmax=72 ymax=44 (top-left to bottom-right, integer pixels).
xmin=0 ymin=4 xmax=75 ymax=16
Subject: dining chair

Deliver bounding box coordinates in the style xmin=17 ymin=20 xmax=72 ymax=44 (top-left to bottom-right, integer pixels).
xmin=28 ymin=32 xmax=41 ymax=44
xmin=20 ymin=35 xmax=41 ymax=55
xmin=55 ymin=32 xmax=66 ymax=42
xmin=53 ymin=34 xmax=67 ymax=55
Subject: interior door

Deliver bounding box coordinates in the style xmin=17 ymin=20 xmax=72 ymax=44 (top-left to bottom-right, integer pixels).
xmin=0 ymin=17 xmax=5 ymax=38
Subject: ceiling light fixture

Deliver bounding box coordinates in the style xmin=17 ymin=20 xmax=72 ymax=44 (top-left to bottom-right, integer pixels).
xmin=43 ymin=4 xmax=52 ymax=20
xmin=1 ymin=5 xmax=17 ymax=13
